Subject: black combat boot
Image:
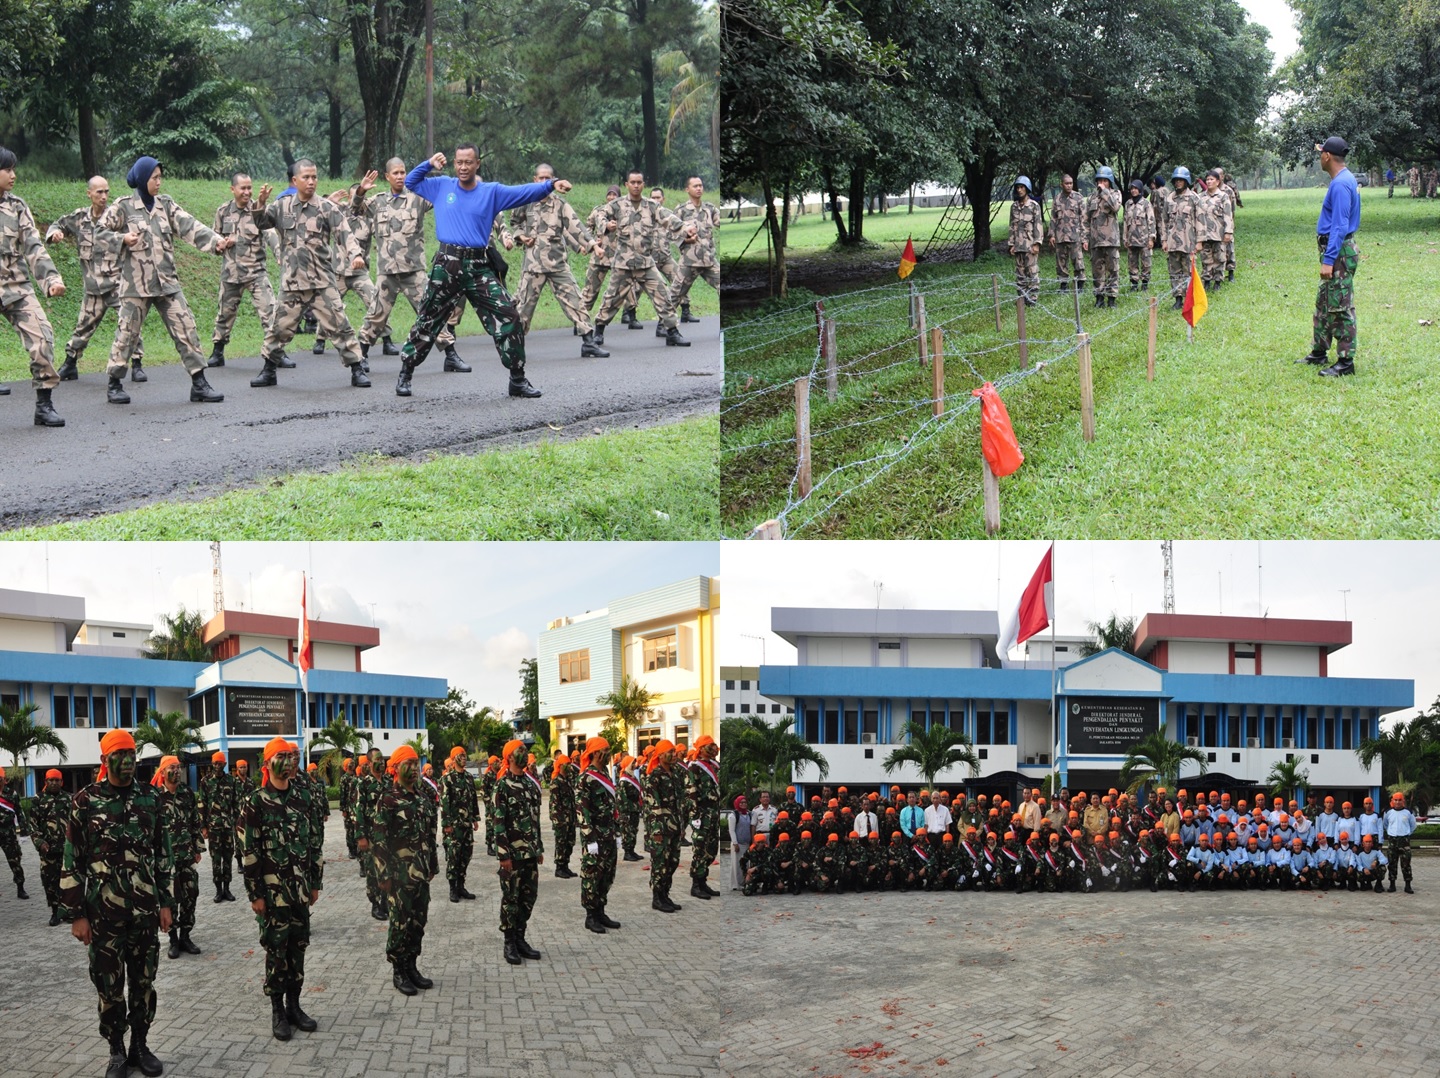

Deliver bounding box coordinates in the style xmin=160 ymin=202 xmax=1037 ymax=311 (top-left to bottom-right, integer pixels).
xmin=168 ymin=929 xmax=181 ymax=959
xmin=271 ymin=996 xmax=293 ymax=1039
xmin=1389 ymin=879 xmax=1397 ymax=892
xmin=284 ymin=985 xmax=318 ymax=1030
xmin=250 ymin=361 xmax=279 ymax=388
xmin=655 ymin=321 xmax=667 ymax=338
xmin=313 ymin=337 xmax=326 ymax=355
xmin=593 ymin=320 xmax=608 ymax=347
xmin=1128 ymin=282 xmax=1139 ymax=292
xmin=626 ymin=307 xmax=644 ymax=329
xmin=623 ymin=848 xmax=641 ymax=862
xmin=597 ymin=905 xmax=621 ymax=929
xmin=450 ymin=884 xmax=461 ymax=903
xmin=392 ymin=964 xmax=418 ymax=996
xmin=1405 ymin=881 xmax=1414 ymax=894
xmin=503 ymin=930 xmax=522 ymax=965
xmin=223 ymin=883 xmax=237 ymax=902
xmin=58 ymin=351 xmax=80 ymax=380
xmin=105 ymin=1035 xmax=128 ymax=1078
xmin=214 ymin=884 xmax=225 ymax=903
xmin=276 ymin=351 xmax=296 ymax=368
xmin=681 ymin=303 xmax=701 ymax=324
xmin=585 ymin=910 xmax=607 ymax=933
xmin=406 ymin=960 xmax=433 ymax=990
xmin=1375 ymin=878 xmax=1385 ymax=894
xmin=395 ymin=360 xmax=415 ymax=397
xmin=130 ymin=357 xmax=147 ymax=382
xmin=515 ymin=932 xmax=541 ymax=960
xmin=620 ymin=307 xmax=635 ymax=327
xmin=580 ymin=331 xmax=609 ymax=358
xmin=128 ymin=1026 xmax=163 ymax=1076
xmin=690 ymin=880 xmax=713 ymax=900
xmin=207 ymin=341 xmax=226 ymax=368
xmin=665 ymin=327 xmax=691 ymax=347
xmin=350 ymin=364 xmax=371 ymax=388
xmin=34 ymin=388 xmax=64 ymax=427
xmin=49 ymin=906 xmax=61 ymax=926
xmin=360 ymin=342 xmax=370 ymax=360
xmin=664 ymin=887 xmax=683 ymax=911
xmin=382 ymin=336 xmax=401 ymax=356
xmin=459 ymin=884 xmax=476 ymax=900
xmin=190 ymin=370 xmax=224 ymax=402
xmin=1094 ymin=294 xmax=1104 ymax=308
xmin=179 ymin=931 xmax=200 ymax=955
xmin=1227 ymin=268 xmax=1234 ymax=281
xmin=702 ymin=879 xmax=721 ymax=897
xmin=107 ymin=377 xmax=131 ymax=404
xmin=1297 ymin=350 xmax=1327 ymax=365
xmin=1319 ymin=358 xmax=1355 ymax=377
xmin=1172 ymin=296 xmax=1183 ymax=311
xmin=508 ymin=367 xmax=541 ymax=398
xmin=443 ymin=345 xmax=471 ymax=373
xmin=555 ymin=863 xmax=576 ymax=879
xmin=371 ymin=899 xmax=387 ymax=921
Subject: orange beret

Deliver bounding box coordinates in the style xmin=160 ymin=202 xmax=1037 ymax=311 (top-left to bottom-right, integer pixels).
xmin=45 ymin=768 xmax=62 ymax=780
xmin=211 ymin=751 xmax=227 ymax=763
xmin=100 ymin=729 xmax=137 ymax=757
xmin=390 ymin=744 xmax=420 ymax=767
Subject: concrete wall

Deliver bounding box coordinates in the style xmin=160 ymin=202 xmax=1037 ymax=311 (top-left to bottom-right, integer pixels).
xmin=1263 ymin=645 xmax=1320 ymax=677
xmin=0 ymin=617 xmax=62 ymax=653
xmin=1167 ymin=640 xmax=1230 ymax=674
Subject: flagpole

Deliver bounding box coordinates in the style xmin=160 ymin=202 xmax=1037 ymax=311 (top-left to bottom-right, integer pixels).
xmin=1049 ymin=542 xmax=1057 ymax=794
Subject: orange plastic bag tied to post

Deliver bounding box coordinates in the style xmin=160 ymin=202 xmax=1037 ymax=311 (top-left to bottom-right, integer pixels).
xmin=970 ymin=382 xmax=1024 ymax=478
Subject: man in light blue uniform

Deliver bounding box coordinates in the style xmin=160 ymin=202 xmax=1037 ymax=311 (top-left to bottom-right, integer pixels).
xmin=1356 ymin=797 xmax=1384 ymax=845
xmin=1314 ymin=832 xmax=1336 ymax=889
xmin=1299 ymin=135 xmax=1361 ymax=376
xmin=1335 ymin=831 xmax=1359 ymax=889
xmin=1355 ymin=834 xmax=1388 ymax=893
xmin=1316 ymin=796 xmax=1339 ymax=845
xmin=1383 ymin=791 xmax=1417 ymax=893
xmin=1289 ymin=837 xmax=1315 ymax=889
xmin=1264 ymin=835 xmax=1292 ymax=888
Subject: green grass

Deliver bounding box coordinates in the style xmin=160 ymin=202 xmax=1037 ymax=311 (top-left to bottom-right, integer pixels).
xmin=9 ymin=415 xmax=719 ymax=539
xmin=720 ymin=202 xmax=973 ymax=267
xmin=1 ymin=178 xmax=718 ymax=381
xmin=721 ymin=188 xmax=1440 ymax=538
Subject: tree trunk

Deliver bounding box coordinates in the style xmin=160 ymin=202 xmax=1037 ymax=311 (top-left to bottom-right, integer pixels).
xmin=329 ymin=38 xmax=343 ymax=178
xmin=761 ymin=173 xmax=788 ymax=298
xmin=963 ymin=150 xmax=1000 ymax=258
xmin=846 ymin=166 xmax=865 ymax=244
xmin=77 ymin=104 xmax=98 ymax=179
xmin=639 ymin=49 xmax=660 ymax=183
xmin=780 ymin=177 xmax=792 ymax=247
xmin=349 ymin=0 xmax=426 ymax=174
xmin=823 ymin=167 xmax=849 ymax=244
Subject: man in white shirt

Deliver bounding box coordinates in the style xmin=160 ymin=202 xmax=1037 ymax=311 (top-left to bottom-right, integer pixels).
xmin=854 ymin=801 xmax=879 ymax=840
xmin=749 ymin=790 xmax=778 ymax=838
xmin=923 ymin=791 xmax=953 ymax=845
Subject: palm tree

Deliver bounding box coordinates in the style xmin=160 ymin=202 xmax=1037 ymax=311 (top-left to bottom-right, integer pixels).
xmin=528 ymin=724 xmax=554 ymax=771
xmin=143 ymin=606 xmax=210 ymax=662
xmin=1079 ymin=614 xmax=1137 ymax=657
xmin=1356 ymin=711 xmax=1440 ymax=812
xmin=658 ymin=3 xmax=718 ymax=159
xmin=1118 ymin=730 xmax=1208 ymax=795
xmin=719 ymin=715 xmax=829 ymax=798
xmin=401 ymin=735 xmax=428 ymax=762
xmin=133 ymin=709 xmax=205 ymax=759
xmin=597 ymin=676 xmax=656 ymax=747
xmin=1265 ymin=757 xmax=1311 ymax=801
xmin=308 ymin=718 xmax=371 ymax=785
xmin=881 ymin=720 xmax=980 ymax=790
xmin=0 ymin=701 xmax=68 ymax=794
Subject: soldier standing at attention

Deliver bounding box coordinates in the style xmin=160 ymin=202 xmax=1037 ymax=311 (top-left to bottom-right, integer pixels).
xmin=548 ymin=752 xmax=579 ymax=878
xmin=372 ymin=744 xmax=438 ymax=995
xmin=0 ymin=764 xmax=30 ymax=897
xmin=232 ymin=758 xmax=254 ymax=881
xmin=1083 ymin=166 xmax=1122 ymax=307
xmin=440 ymin=745 xmax=479 ymax=902
xmin=619 ymin=754 xmax=644 ymax=860
xmin=668 ymin=175 xmax=720 ymax=324
xmin=1160 ymin=167 xmax=1201 ymax=310
xmin=356 ymin=748 xmax=388 ymax=920
xmin=59 ymin=729 xmax=172 ymax=1078
xmin=1197 ymin=170 xmax=1233 ymax=292
xmin=338 ymin=756 xmax=358 ymax=858
xmin=581 ymin=186 xmax=623 ymax=318
xmin=206 ymin=172 xmax=281 ymax=369
xmin=592 ymin=171 xmax=691 ymax=348
xmin=154 ymin=756 xmax=204 ymax=959
xmin=508 ymin=163 xmax=609 ymax=357
xmin=0 ymin=147 xmax=68 ymax=426
xmin=576 ymin=737 xmax=622 ymax=933
xmin=687 ymin=734 xmax=721 ymax=901
xmin=1384 ymin=790 xmax=1416 ymax=893
xmin=1122 ymin=180 xmax=1156 ymax=292
xmin=198 ymin=751 xmax=240 ymax=902
xmin=1047 ymin=174 xmax=1087 ymax=294
xmin=242 ymin=738 xmax=321 ymax=1042
xmin=1006 ymin=176 xmax=1043 ymax=306
xmin=481 ymin=754 xmax=501 ymax=857
xmin=493 ymin=738 xmax=545 ymax=965
xmin=96 ymin=155 xmax=230 ymax=406
xmin=646 ymin=740 xmax=685 ymax=913
xmin=1220 ymin=169 xmax=1242 ymax=280
xmin=46 ymin=175 xmax=144 ymax=383
xmin=31 ymin=769 xmax=70 ymax=923
xmin=301 ymin=762 xmax=330 ymax=854
xmin=1300 ymin=137 xmax=1361 ymax=377
xmin=314 ymin=182 xmax=383 ymax=359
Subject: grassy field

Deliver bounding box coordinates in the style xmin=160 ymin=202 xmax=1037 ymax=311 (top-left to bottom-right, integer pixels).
xmin=720 ymin=202 xmax=979 ymax=265
xmin=9 ymin=415 xmax=718 ymax=539
xmin=721 ymin=188 xmax=1440 ymax=538
xmin=1 ymin=178 xmax=718 ymax=381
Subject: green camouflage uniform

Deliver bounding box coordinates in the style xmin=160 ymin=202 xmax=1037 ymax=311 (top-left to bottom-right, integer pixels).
xmin=211 ymin=198 xmax=279 ymax=344
xmin=299 ymin=771 xmax=330 ymax=848
xmin=740 ymin=842 xmax=771 ymax=895
xmin=1048 ymin=189 xmax=1087 ymax=291
xmin=686 ymin=757 xmax=720 ymax=887
xmin=1122 ymin=195 xmax=1156 ymax=288
xmin=593 ymin=195 xmax=684 ymax=329
xmin=509 ymin=193 xmax=597 ymax=332
xmin=1007 ymin=196 xmax=1044 ymax=304
xmin=481 ymin=766 xmax=499 ymax=856
xmin=198 ymin=768 xmax=241 ymax=890
xmin=492 ymin=769 xmax=544 ymax=933
xmin=619 ymin=768 xmax=643 ymax=855
xmin=548 ymin=760 xmax=578 ymax=870
xmin=372 ymin=780 xmax=438 ymax=970
xmin=645 ymin=762 xmax=684 ymax=897
xmin=1197 ymin=187 xmax=1232 ymax=287
xmin=1313 ymin=235 xmax=1358 ymax=360
xmin=356 ymin=769 xmax=386 ymax=906
xmin=1084 ymin=184 xmax=1123 ymax=298
xmin=581 ymin=201 xmax=619 ymax=312
xmin=160 ymin=782 xmax=204 ymax=931
xmin=351 ymin=187 xmax=454 ymax=348
xmin=97 ymin=192 xmax=221 ymax=377
xmin=59 ymin=779 xmax=174 ymax=1040
xmin=0 ymin=193 xmax=64 ymax=388
xmin=667 ymin=200 xmax=721 ymax=307
xmin=48 ymin=204 xmax=142 ymax=363
xmin=232 ymin=772 xmax=257 ymax=876
xmin=1160 ymin=186 xmax=1202 ymax=299
xmin=339 ymin=768 xmax=358 ymax=856
xmin=576 ymin=766 xmax=620 ymax=911
xmin=241 ymin=779 xmax=323 ymax=998
xmin=30 ymin=787 xmax=71 ymax=907
xmin=440 ymin=766 xmax=478 ymax=892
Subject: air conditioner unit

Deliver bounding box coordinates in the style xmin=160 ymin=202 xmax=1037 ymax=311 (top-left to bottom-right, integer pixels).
xmin=680 ymin=704 xmax=698 ymax=719
xmin=654 ymin=708 xmax=665 ymax=721
xmin=556 ymin=717 xmax=570 ymax=732
xmin=74 ymin=718 xmax=88 ymax=728
xmin=1025 ymin=755 xmax=1039 ymax=765
xmin=1281 ymin=738 xmax=1295 ymax=748
xmin=1246 ymin=738 xmax=1261 ymax=748
xmin=861 ymin=733 xmax=876 ymax=744
xmin=1185 ymin=736 xmax=1199 ymax=747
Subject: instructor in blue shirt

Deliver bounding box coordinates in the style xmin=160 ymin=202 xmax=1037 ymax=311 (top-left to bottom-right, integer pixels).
xmin=397 ymin=144 xmax=573 ymax=399
xmin=1301 ymin=136 xmax=1361 ymax=377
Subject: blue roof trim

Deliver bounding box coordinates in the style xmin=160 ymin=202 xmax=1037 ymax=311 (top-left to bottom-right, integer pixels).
xmin=0 ymin=649 xmax=206 ymax=688
xmin=306 ymin=669 xmax=448 ymax=698
xmin=761 ymin=665 xmax=1053 ymax=700
xmin=1164 ymin=672 xmax=1412 ymax=709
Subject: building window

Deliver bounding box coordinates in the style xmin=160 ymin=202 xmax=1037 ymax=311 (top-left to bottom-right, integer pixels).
xmin=725 ymin=703 xmax=735 ymax=714
xmin=844 ymin=709 xmax=859 ymax=744
xmin=740 ymin=679 xmax=750 ymax=689
xmin=772 ymin=704 xmax=782 ymax=714
xmin=975 ymin=709 xmax=993 ymax=745
xmin=635 ymin=726 xmax=662 ymax=752
xmin=863 ymin=710 xmax=878 ymax=741
xmin=93 ymin=697 xmax=107 ymax=728
xmin=1 ymin=693 xmax=18 ymax=714
xmin=803 ymin=709 xmax=819 ymax=743
xmin=118 ymin=696 xmax=133 ymax=727
xmin=724 ymin=680 xmax=734 ymax=690
xmin=73 ymin=695 xmax=90 ymax=728
xmin=558 ymin=649 xmax=591 ymax=685
xmin=824 ymin=709 xmax=839 ymax=743
xmin=567 ymin=734 xmax=586 ymax=758
xmin=739 ymin=703 xmax=750 ymax=713
xmin=53 ymin=694 xmax=71 ymax=729
xmin=674 ymin=724 xmax=689 ymax=748
xmin=644 ymin=634 xmax=677 ymax=672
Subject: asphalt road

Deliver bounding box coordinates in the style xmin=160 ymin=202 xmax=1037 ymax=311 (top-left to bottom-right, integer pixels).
xmin=0 ymin=318 xmax=720 ymax=529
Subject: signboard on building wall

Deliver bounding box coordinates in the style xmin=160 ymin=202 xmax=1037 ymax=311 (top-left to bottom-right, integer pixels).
xmin=1067 ymin=696 xmax=1160 ymax=755
xmin=227 ymin=688 xmax=297 ymax=738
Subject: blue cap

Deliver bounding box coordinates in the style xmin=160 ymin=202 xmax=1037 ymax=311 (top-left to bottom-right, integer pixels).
xmin=1014 ymin=175 xmax=1032 ymax=193
xmin=1171 ymin=166 xmax=1192 ymax=183
xmin=1095 ymin=166 xmax=1115 ymax=182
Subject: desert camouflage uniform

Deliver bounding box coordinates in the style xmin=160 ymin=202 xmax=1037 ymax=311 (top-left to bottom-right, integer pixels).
xmin=581 ymin=202 xmax=619 ymax=312
xmin=329 ymin=197 xmax=381 ymax=334
xmin=1222 ymin=178 xmax=1242 ymax=273
xmin=576 ymin=766 xmax=620 ymax=911
xmin=351 ymin=187 xmax=455 ymax=348
xmin=198 ymin=768 xmax=241 ymax=891
xmin=687 ymin=758 xmax=720 ymax=887
xmin=1007 ymin=197 xmax=1044 ymax=304
xmin=1122 ymin=196 xmax=1156 ymax=287
xmin=372 ymin=780 xmax=437 ymax=971
xmin=1084 ymin=185 xmax=1123 ymax=298
xmin=440 ymin=765 xmax=478 ymax=893
xmin=1048 ymin=188 xmax=1087 ymax=291
xmin=1408 ymin=166 xmax=1420 ymax=197
xmin=160 ymin=782 xmax=204 ymax=933
xmin=241 ymin=778 xmax=323 ymax=999
xmin=593 ymin=196 xmax=685 ymax=329
xmin=1197 ymin=187 xmax=1232 ymax=286
xmin=651 ymin=202 xmax=679 ymax=283
xmin=48 ymin=205 xmax=142 ymax=363
xmin=667 ymin=200 xmax=721 ymax=307
xmin=1160 ymin=186 xmax=1202 ymax=299
xmin=645 ymin=762 xmax=685 ymax=899
xmin=492 ymin=769 xmax=544 ymax=934
xmin=0 ymin=193 xmax=64 ymax=388
xmin=509 ymin=193 xmax=597 ymax=332
xmin=211 ymin=198 xmax=279 ymax=344
xmin=30 ymin=787 xmax=71 ymax=908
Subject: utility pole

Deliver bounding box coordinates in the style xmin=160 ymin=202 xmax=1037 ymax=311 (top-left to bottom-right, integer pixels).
xmin=1161 ymin=540 xmax=1175 ymax=614
xmin=211 ymin=541 xmax=225 ymax=617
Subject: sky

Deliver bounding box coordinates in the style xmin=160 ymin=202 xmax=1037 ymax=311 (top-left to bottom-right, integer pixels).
xmin=3 ymin=542 xmax=719 ymax=717
xmin=1240 ymin=0 xmax=1300 ymax=69
xmin=718 ymin=541 xmax=1440 ymax=725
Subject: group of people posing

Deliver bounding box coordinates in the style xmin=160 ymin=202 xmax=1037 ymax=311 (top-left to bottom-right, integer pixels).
xmin=0 ymin=143 xmax=719 ymax=428
xmin=736 ymin=784 xmax=1419 ymax=898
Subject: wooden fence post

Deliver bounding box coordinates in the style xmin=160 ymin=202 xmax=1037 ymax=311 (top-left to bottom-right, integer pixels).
xmin=1077 ymin=332 xmax=1095 ymax=442
xmin=1147 ymin=295 xmax=1158 ymax=381
xmin=930 ymin=327 xmax=944 ymax=416
xmin=981 ymin=458 xmax=1001 ymax=535
xmin=814 ymin=299 xmax=825 ymax=350
xmin=824 ymin=318 xmax=838 ymax=403
xmin=1016 ymin=298 xmax=1029 ymax=368
xmin=795 ymin=377 xmax=812 ymax=497
xmin=751 ymin=519 xmax=784 ymax=540
xmin=916 ymin=293 xmax=928 ymax=367
xmin=993 ymin=274 xmax=1002 ymax=334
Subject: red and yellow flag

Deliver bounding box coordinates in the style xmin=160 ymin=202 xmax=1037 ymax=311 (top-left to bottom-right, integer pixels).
xmin=1182 ymin=259 xmax=1207 ymax=327
xmin=898 ymin=236 xmax=916 ymax=280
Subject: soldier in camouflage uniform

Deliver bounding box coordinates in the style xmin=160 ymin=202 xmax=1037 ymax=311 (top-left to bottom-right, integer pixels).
xmin=686 ymin=734 xmax=720 ymax=900
xmin=1084 ymin=167 xmax=1123 ymax=306
xmin=1304 ymin=137 xmax=1361 ymax=377
xmin=1160 ymin=166 xmax=1202 ymax=310
xmin=1407 ymin=165 xmax=1420 ymax=197
xmin=668 ymin=176 xmax=720 ymax=323
xmin=575 ymin=737 xmax=623 ymax=932
xmin=198 ymin=751 xmax=240 ymax=902
xmin=618 ymin=753 xmax=643 ymax=860
xmin=338 ymin=756 xmax=358 ymax=857
xmin=548 ymin=752 xmax=580 ymax=877
xmin=1122 ymin=180 xmax=1156 ymax=291
xmin=371 ymin=744 xmax=438 ymax=995
xmin=1220 ymin=169 xmax=1242 ymax=280
xmin=1006 ymin=176 xmax=1043 ymax=306
xmin=46 ymin=175 xmax=143 ymax=382
xmin=232 ymin=758 xmax=255 ymax=879
xmin=645 ymin=739 xmax=686 ymax=912
xmin=0 ymin=147 xmax=68 ymax=426
xmin=60 ymin=730 xmax=172 ymax=1078
xmin=247 ymin=162 xmax=370 ymax=388
xmin=96 ymin=156 xmax=229 ymax=406
xmin=207 ymin=172 xmax=281 ymax=368
xmin=493 ymin=738 xmax=545 ymax=965
xmin=481 ymin=754 xmax=501 ymax=857
xmin=1197 ymin=170 xmax=1233 ymax=291
xmin=509 ymin=163 xmax=609 ymax=357
xmin=152 ymin=756 xmax=204 ymax=960
xmin=582 ymin=186 xmax=622 ymax=316
xmin=1047 ymin=174 xmax=1087 ymax=294
xmin=356 ymin=748 xmax=388 ymax=920
xmin=314 ymin=183 xmax=382 ymax=359
xmin=440 ymin=746 xmax=479 ymax=901
xmin=242 ymin=738 xmax=322 ymax=1041
xmin=301 ymin=763 xmax=330 ymax=850
xmin=741 ymin=834 xmax=772 ymax=895
xmin=31 ymin=769 xmax=70 ymax=921
xmin=0 ymin=764 xmax=28 ymax=897
xmin=593 ymin=171 xmax=690 ymax=347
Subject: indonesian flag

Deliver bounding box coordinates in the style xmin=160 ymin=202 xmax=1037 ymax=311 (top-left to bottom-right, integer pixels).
xmin=898 ymin=236 xmax=916 ymax=280
xmin=297 ymin=575 xmax=313 ymax=677
xmin=1000 ymin=544 xmax=1054 ymax=661
xmin=1182 ymin=259 xmax=1207 ymax=327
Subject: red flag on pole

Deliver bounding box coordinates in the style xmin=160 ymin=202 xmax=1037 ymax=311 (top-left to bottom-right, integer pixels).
xmin=898 ymin=236 xmax=916 ymax=280
xmin=298 ymin=575 xmax=313 ymax=677
xmin=1000 ymin=544 xmax=1054 ymax=659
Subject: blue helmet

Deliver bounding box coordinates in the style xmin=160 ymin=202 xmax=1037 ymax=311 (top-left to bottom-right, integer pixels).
xmin=1014 ymin=175 xmax=1032 ymax=194
xmin=1171 ymin=166 xmax=1192 ymax=183
xmin=1095 ymin=166 xmax=1115 ymax=182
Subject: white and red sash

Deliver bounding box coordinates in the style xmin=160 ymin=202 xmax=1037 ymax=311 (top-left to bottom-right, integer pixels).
xmin=0 ymin=795 xmax=18 ymax=817
xmin=912 ymin=843 xmax=930 ymax=863
xmin=983 ymin=847 xmax=997 ymax=869
xmin=585 ymin=770 xmax=617 ymax=797
xmin=960 ymin=840 xmax=979 ymax=860
xmin=692 ymin=760 xmax=718 ymax=785
xmin=1045 ymin=851 xmax=1061 ymax=872
xmin=1002 ymin=848 xmax=1021 ymax=865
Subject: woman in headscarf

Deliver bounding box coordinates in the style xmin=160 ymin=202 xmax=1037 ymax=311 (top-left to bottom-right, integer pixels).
xmin=728 ymin=794 xmax=752 ymax=890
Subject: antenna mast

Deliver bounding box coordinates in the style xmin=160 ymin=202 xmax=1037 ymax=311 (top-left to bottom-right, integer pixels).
xmin=1161 ymin=541 xmax=1175 ymax=614
xmin=211 ymin=541 xmax=225 ymax=616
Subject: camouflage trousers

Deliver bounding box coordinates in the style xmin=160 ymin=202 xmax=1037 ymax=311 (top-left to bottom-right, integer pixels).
xmin=262 ymin=283 xmax=362 ymax=367
xmin=40 ymin=851 xmax=62 ymax=906
xmin=212 ymin=275 xmax=276 ymax=343
xmin=580 ymin=837 xmax=617 ymax=910
xmin=620 ymin=805 xmax=640 ymax=853
xmin=88 ymin=914 xmax=159 ymax=1038
xmin=68 ymin=289 xmax=142 ymax=360
xmin=173 ymin=862 xmax=199 ymax=932
xmin=0 ymin=291 xmax=61 ymax=389
xmin=1224 ymin=237 xmax=1236 ymax=273
xmin=342 ymin=811 xmax=357 ymax=857
xmin=0 ymin=824 xmax=23 ymax=883
xmin=515 ymin=267 xmax=593 ymax=333
xmin=255 ymin=900 xmax=309 ymax=996
xmin=110 ymin=293 xmax=206 ymax=378
xmin=207 ymin=832 xmax=234 ymax=888
xmin=484 ymin=805 xmax=497 ymax=856
xmin=1053 ymin=241 xmax=1085 ymax=290
xmin=1312 ymin=236 xmax=1358 ymax=358
xmin=552 ymin=819 xmax=576 ymax=867
xmin=689 ymin=812 xmax=720 ymax=883
xmin=1012 ymin=249 xmax=1039 ymax=304
xmin=498 ymin=857 xmax=538 ymax=932
xmin=581 ymin=261 xmax=612 ymax=312
xmin=360 ymin=271 xmax=451 ymax=348
xmin=648 ymin=825 xmax=682 ymax=894
xmin=1127 ymin=245 xmax=1152 ymax=286
xmin=596 ymin=265 xmax=678 ymax=329
xmin=443 ymin=827 xmax=473 ymax=889
xmin=384 ymin=875 xmax=430 ymax=964
xmin=1199 ymin=239 xmax=1225 ymax=285
xmin=1165 ymin=251 xmax=1192 ymax=298
xmin=1386 ymin=835 xmax=1412 ymax=883
xmin=655 ymin=253 xmax=677 ymax=284
xmin=362 ymin=848 xmax=382 ymax=905
xmin=668 ymin=263 xmax=719 ymax=307
xmin=402 ymin=251 xmax=524 ymax=371
xmin=1089 ymin=245 xmax=1121 ymax=297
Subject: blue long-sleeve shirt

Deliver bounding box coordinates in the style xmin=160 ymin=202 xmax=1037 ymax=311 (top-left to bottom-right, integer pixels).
xmin=1316 ymin=167 xmax=1360 ymax=265
xmin=404 ymin=162 xmax=553 ymax=248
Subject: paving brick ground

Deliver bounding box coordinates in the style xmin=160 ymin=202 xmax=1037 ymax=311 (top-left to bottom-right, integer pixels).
xmin=0 ymin=807 xmax=721 ymax=1078
xmin=717 ymin=858 xmax=1440 ymax=1078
